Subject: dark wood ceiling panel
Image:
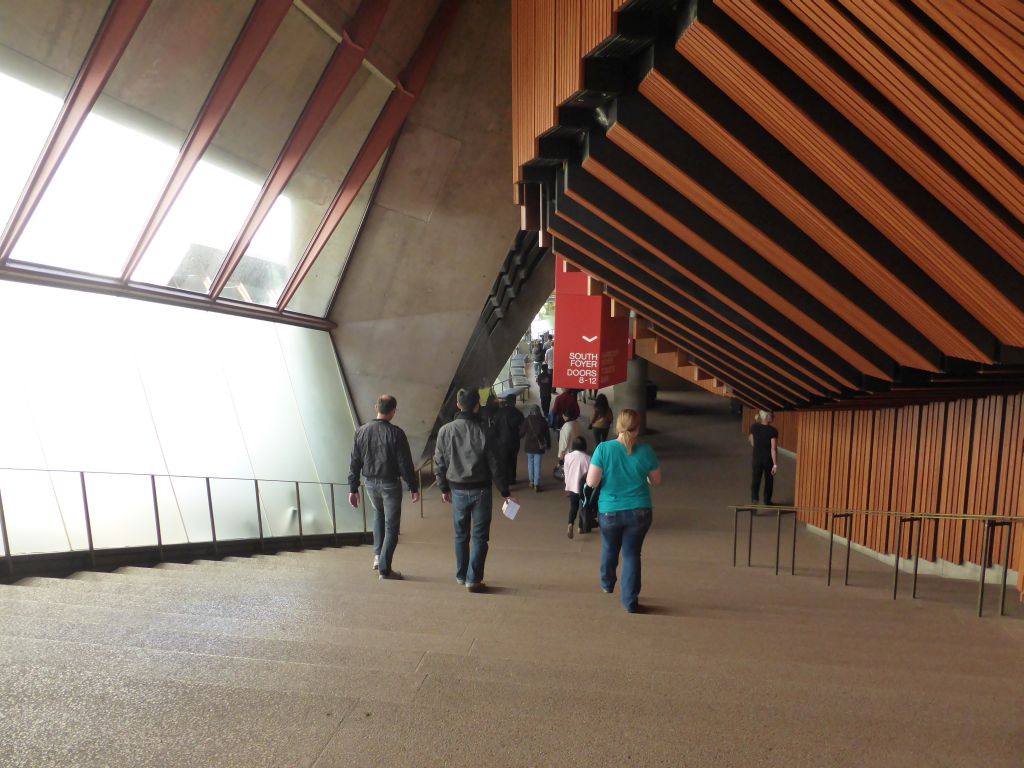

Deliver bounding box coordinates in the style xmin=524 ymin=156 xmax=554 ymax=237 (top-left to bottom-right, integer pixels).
xmin=638 ymin=67 xmax=993 ymax=362
xmin=677 ymin=21 xmax=1024 ymax=347
xmin=781 ymin=0 xmax=1024 ymax=227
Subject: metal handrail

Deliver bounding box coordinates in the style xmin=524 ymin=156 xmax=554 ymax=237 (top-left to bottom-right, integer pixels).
xmin=731 ymin=503 xmax=1023 ymax=617
xmin=0 ymin=466 xmax=370 ymax=579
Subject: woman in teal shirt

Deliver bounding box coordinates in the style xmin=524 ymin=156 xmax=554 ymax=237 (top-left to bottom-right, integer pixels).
xmin=585 ymin=408 xmax=661 ymax=613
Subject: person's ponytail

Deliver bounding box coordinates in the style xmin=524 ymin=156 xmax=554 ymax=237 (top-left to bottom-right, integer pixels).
xmin=616 ymin=409 xmax=640 ymax=455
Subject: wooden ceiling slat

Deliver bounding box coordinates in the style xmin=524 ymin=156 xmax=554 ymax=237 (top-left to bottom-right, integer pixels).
xmin=639 ymin=69 xmax=990 ymax=362
xmin=562 ymin=177 xmax=859 ymax=390
xmin=559 ymin=190 xmax=850 ymax=394
xmin=554 ymin=244 xmax=806 ymax=407
xmin=586 ymin=155 xmax=893 ymax=380
xmin=552 ymin=215 xmax=823 ymax=401
xmin=839 ymin=0 xmax=1023 ymax=165
xmin=782 ymin=0 xmax=1024 ymax=227
xmin=911 ymin=0 xmax=1024 ymax=102
xmin=719 ymin=0 xmax=1024 ymax=276
xmin=563 ymin=256 xmax=796 ymax=407
xmin=607 ymin=122 xmax=935 ymax=371
xmin=678 ymin=23 xmax=1024 ymax=347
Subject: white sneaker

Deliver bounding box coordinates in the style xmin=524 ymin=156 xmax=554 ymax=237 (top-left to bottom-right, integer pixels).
xmin=372 ymin=556 xmax=379 ymax=570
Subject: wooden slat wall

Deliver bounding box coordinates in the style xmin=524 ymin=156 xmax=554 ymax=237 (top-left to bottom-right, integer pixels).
xmin=512 ymin=0 xmax=620 ymax=188
xmin=793 ymin=394 xmax=1024 ymax=589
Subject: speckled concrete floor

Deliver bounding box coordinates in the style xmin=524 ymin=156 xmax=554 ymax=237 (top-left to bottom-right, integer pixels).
xmin=1 ymin=389 xmax=1021 ymax=767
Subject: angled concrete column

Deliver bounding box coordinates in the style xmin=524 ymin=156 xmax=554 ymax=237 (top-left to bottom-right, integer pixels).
xmin=613 ymin=356 xmax=648 ymax=433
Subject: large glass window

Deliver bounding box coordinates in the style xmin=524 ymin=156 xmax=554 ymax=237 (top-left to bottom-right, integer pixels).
xmin=0 ymin=0 xmax=109 ymax=227
xmin=223 ymin=62 xmax=394 ymax=307
xmin=285 ymin=152 xmax=387 ymax=316
xmin=9 ymin=0 xmax=256 ymax=276
xmin=132 ymin=7 xmax=336 ymax=292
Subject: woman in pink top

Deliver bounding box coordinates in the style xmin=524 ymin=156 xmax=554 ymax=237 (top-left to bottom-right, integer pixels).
xmin=563 ymin=436 xmax=591 ymax=539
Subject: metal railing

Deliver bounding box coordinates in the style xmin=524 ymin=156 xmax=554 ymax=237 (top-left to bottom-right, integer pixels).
xmin=731 ymin=503 xmax=1024 ymax=617
xmin=0 ymin=466 xmax=370 ymax=578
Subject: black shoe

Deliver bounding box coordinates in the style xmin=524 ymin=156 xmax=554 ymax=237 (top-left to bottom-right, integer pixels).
xmin=466 ymin=582 xmax=487 ymax=593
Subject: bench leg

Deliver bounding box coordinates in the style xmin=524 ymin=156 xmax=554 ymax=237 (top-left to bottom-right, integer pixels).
xmin=791 ymin=513 xmax=797 ymax=576
xmin=827 ymin=512 xmax=834 ymax=587
xmin=977 ymin=522 xmax=991 ymax=618
xmin=775 ymin=509 xmax=782 ymax=576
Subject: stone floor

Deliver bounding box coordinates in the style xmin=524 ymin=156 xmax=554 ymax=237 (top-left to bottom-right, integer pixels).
xmin=0 ymin=388 xmax=1022 ymax=767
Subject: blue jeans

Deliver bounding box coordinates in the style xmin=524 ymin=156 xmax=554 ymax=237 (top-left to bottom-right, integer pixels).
xmin=599 ymin=508 xmax=652 ymax=612
xmin=366 ymin=479 xmax=402 ymax=575
xmin=452 ymin=488 xmax=493 ymax=585
xmin=527 ymin=453 xmax=542 ymax=486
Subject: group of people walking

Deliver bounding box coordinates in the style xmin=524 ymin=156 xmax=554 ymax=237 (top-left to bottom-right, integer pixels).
xmin=347 ymin=386 xmax=662 ymax=612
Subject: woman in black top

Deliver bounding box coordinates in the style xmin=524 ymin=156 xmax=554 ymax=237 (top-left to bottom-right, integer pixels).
xmin=590 ymin=393 xmax=612 ymax=445
xmin=748 ymin=410 xmax=779 ymax=505
xmin=536 ymin=365 xmax=553 ymax=419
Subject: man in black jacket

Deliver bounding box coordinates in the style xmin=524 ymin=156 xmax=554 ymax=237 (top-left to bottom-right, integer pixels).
xmin=348 ymin=394 xmax=419 ymax=580
xmin=434 ymin=388 xmax=516 ymax=592
xmin=491 ymin=395 xmax=525 ymax=485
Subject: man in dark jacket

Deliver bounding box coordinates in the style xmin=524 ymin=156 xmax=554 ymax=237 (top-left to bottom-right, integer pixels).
xmin=348 ymin=394 xmax=419 ymax=580
xmin=491 ymin=395 xmax=525 ymax=485
xmin=434 ymin=388 xmax=516 ymax=592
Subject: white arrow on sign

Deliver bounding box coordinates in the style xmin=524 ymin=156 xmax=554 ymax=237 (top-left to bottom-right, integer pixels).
xmin=582 ymin=335 xmax=598 ymax=342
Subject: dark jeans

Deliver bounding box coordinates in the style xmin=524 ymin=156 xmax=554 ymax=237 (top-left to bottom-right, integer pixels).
xmin=592 ymin=427 xmax=609 ymax=445
xmin=751 ymin=460 xmax=774 ymax=504
xmin=540 ymin=392 xmax=551 ymax=416
xmin=599 ymin=508 xmax=652 ymax=612
xmin=505 ymin=446 xmax=519 ymax=483
xmin=567 ymin=492 xmax=594 ymax=532
xmin=366 ymin=479 xmax=402 ymax=575
xmin=452 ymin=487 xmax=493 ymax=585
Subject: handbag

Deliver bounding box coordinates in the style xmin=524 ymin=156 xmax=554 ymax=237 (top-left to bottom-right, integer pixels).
xmin=553 ymin=464 xmax=565 ymax=480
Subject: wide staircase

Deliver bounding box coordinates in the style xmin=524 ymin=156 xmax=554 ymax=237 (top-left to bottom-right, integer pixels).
xmin=2 ymin=390 xmax=1023 ymax=767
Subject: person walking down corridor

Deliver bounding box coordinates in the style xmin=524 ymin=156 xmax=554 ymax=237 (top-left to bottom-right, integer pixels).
xmin=586 ymin=409 xmax=661 ymax=613
xmin=590 ymin=393 xmax=613 ymax=445
xmin=563 ymin=435 xmax=590 ymax=539
xmin=492 ymin=394 xmax=525 ymax=485
xmin=749 ymin=410 xmax=779 ymax=505
xmin=434 ymin=388 xmax=516 ymax=592
xmin=521 ymin=404 xmax=550 ymax=492
xmin=348 ymin=394 xmax=420 ymax=580
xmin=537 ymin=364 xmax=553 ymax=418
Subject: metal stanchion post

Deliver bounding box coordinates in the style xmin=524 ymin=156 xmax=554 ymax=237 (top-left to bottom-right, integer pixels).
xmin=206 ymin=477 xmax=218 ymax=558
xmin=295 ymin=481 xmax=303 ymax=547
xmin=977 ymin=521 xmax=991 ymax=617
xmin=330 ymin=484 xmax=338 ymax=547
xmin=999 ymin=521 xmax=1012 ymax=617
xmin=80 ymin=472 xmax=96 ymax=569
xmin=150 ymin=474 xmax=163 ymax=562
xmin=254 ymin=479 xmax=264 ymax=552
xmin=892 ymin=515 xmax=904 ymax=600
xmin=0 ymin=487 xmax=13 ymax=578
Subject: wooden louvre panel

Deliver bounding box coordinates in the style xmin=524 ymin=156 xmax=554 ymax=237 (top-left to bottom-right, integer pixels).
xmin=781 ymin=0 xmax=1024 ymax=226
xmin=637 ymin=68 xmax=988 ymax=362
xmin=676 ymin=22 xmax=1024 ymax=347
xmin=847 ymin=410 xmax=875 ymax=547
xmin=555 ymin=0 xmax=582 ymax=104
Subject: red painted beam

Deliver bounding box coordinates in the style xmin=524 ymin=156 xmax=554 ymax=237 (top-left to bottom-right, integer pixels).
xmin=275 ymin=0 xmax=464 ymax=311
xmin=0 ymin=0 xmax=152 ymax=263
xmin=120 ymin=0 xmax=293 ymax=282
xmin=209 ymin=0 xmax=392 ymax=299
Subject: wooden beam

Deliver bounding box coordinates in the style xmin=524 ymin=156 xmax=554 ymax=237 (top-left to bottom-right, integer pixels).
xmin=586 ymin=275 xmax=604 ymax=295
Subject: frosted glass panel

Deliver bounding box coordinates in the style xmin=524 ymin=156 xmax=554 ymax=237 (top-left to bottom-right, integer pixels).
xmin=258 ymin=481 xmax=300 ymax=538
xmin=84 ymin=473 xmax=157 ymax=549
xmin=298 ymin=483 xmax=333 ymax=535
xmin=0 ymin=280 xmax=358 ymax=555
xmin=0 ymin=470 xmax=69 ymax=555
xmin=333 ymin=484 xmax=366 ymax=534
